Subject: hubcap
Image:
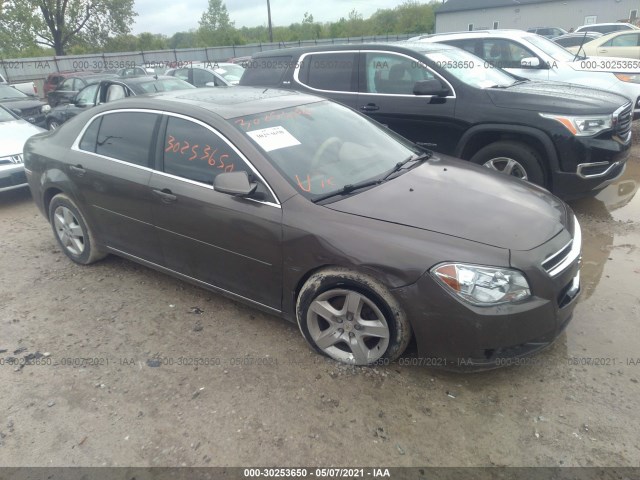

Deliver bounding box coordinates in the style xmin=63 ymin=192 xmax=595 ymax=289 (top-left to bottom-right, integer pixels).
xmin=49 ymin=121 xmax=59 ymax=130
xmin=53 ymin=206 xmax=85 ymax=256
xmin=307 ymin=289 xmax=390 ymax=365
xmin=483 ymin=157 xmax=528 ymax=180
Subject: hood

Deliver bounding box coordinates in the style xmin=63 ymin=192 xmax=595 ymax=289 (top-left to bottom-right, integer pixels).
xmin=326 ymin=155 xmax=568 ymax=251
xmin=0 ymin=120 xmax=45 ymax=155
xmin=487 ymin=80 xmax=628 ymax=114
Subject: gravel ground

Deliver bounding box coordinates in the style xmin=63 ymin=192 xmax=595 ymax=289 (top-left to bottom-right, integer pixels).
xmin=0 ymin=127 xmax=639 ymax=468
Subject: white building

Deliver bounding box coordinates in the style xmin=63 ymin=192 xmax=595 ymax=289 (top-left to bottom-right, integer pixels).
xmin=435 ymin=0 xmax=640 ymax=33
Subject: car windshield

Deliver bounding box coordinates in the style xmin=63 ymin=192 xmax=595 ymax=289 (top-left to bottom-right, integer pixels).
xmin=215 ymin=64 xmax=245 ymax=82
xmin=0 ymin=84 xmax=28 ymax=100
xmin=231 ymin=101 xmax=420 ymax=200
xmin=420 ymin=48 xmax=518 ymax=88
xmin=524 ymin=35 xmax=576 ymax=61
xmin=0 ymin=106 xmax=17 ymax=122
xmin=134 ymin=78 xmax=195 ymax=93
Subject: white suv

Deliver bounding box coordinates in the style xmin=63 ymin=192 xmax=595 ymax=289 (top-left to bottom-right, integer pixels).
xmin=414 ymin=30 xmax=640 ymax=118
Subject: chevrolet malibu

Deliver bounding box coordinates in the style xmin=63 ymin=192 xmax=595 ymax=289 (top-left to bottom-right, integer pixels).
xmin=24 ymin=88 xmax=582 ymax=368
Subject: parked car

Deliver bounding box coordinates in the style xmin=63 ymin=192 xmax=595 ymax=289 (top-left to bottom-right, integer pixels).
xmin=43 ymin=71 xmax=94 ymax=97
xmin=0 ymin=105 xmax=45 ymax=192
xmin=45 ymin=75 xmax=194 ymax=129
xmin=574 ymin=23 xmax=639 ymax=35
xmin=526 ymin=27 xmax=567 ymax=38
xmin=240 ymin=42 xmax=632 ymax=199
xmin=47 ymin=72 xmax=117 ymax=107
xmin=166 ymin=62 xmax=245 ymax=86
xmin=413 ymin=30 xmax=640 ymax=119
xmin=24 ymin=87 xmax=582 ymax=368
xmin=227 ymin=55 xmax=252 ymax=67
xmin=0 ymin=84 xmax=50 ymax=127
xmin=116 ymin=66 xmax=154 ymax=77
xmin=578 ymin=30 xmax=640 ymax=59
xmin=552 ymin=32 xmax=603 ymax=53
xmin=0 ymin=72 xmax=37 ymax=97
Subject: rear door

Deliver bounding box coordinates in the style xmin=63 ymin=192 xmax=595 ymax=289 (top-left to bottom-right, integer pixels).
xmin=71 ymin=110 xmax=164 ymax=263
xmin=597 ymin=33 xmax=640 ymax=59
xmin=148 ymin=114 xmax=283 ymax=310
xmin=356 ymin=50 xmax=459 ymax=154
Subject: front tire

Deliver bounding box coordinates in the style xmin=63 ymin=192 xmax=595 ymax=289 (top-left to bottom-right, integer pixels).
xmin=470 ymin=140 xmax=545 ymax=187
xmin=48 ymin=193 xmax=106 ymax=265
xmin=296 ymin=268 xmax=412 ymax=365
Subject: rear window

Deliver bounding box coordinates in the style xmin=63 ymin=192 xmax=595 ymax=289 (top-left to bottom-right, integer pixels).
xmin=297 ymin=52 xmax=357 ymax=92
xmin=240 ymin=55 xmax=293 ymax=86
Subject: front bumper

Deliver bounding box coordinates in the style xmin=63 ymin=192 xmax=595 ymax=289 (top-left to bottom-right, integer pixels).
xmin=393 ymin=221 xmax=581 ymax=369
xmin=0 ymin=163 xmax=28 ymax=192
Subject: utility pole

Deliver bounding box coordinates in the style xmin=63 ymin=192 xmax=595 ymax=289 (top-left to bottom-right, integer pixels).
xmin=267 ymin=0 xmax=274 ymax=43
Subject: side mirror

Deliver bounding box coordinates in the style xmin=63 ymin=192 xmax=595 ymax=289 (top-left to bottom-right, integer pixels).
xmin=205 ymin=81 xmax=216 ymax=87
xmin=520 ymin=57 xmax=541 ymax=68
xmin=413 ymin=79 xmax=449 ymax=97
xmin=214 ymin=171 xmax=257 ymax=197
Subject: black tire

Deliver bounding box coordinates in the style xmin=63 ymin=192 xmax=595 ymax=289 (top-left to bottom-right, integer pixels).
xmin=296 ymin=267 xmax=412 ymax=365
xmin=47 ymin=119 xmax=60 ymax=130
xmin=469 ymin=140 xmax=545 ymax=187
xmin=48 ymin=193 xmax=106 ymax=265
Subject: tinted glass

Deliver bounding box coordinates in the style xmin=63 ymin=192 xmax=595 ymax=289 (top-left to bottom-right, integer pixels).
xmin=364 ymin=53 xmax=434 ymax=94
xmin=163 ymin=116 xmax=248 ymax=184
xmin=79 ymin=117 xmax=101 ymax=152
xmin=134 ymin=78 xmax=194 ymax=93
xmin=193 ymin=68 xmax=215 ymax=87
xmin=94 ymin=112 xmax=159 ymax=166
xmin=303 ymin=53 xmax=357 ymax=91
xmin=240 ymin=55 xmax=292 ymax=86
xmin=482 ymin=39 xmax=536 ymax=68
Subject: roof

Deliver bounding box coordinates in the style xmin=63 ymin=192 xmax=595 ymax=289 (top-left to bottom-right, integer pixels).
xmin=252 ymin=42 xmax=455 ymax=59
xmin=437 ymin=0 xmax=559 ymax=14
xmin=132 ymin=87 xmax=325 ymax=119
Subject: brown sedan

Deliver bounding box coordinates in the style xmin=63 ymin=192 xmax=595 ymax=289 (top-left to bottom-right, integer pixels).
xmin=24 ymin=87 xmax=582 ymax=368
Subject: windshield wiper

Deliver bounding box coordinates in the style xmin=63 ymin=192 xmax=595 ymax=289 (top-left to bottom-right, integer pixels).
xmin=312 ymin=150 xmax=432 ymax=204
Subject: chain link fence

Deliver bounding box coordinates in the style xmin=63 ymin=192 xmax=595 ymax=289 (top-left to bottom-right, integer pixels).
xmin=0 ymin=34 xmax=415 ymax=96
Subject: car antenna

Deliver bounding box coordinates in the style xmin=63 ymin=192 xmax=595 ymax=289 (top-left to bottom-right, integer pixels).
xmin=573 ymin=31 xmax=589 ymax=62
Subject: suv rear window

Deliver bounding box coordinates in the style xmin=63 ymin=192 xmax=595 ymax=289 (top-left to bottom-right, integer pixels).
xmin=240 ymin=55 xmax=292 ymax=86
xmin=297 ymin=52 xmax=357 ymax=92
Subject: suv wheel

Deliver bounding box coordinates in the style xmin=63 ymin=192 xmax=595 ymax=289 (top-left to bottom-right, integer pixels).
xmin=470 ymin=141 xmax=545 ymax=187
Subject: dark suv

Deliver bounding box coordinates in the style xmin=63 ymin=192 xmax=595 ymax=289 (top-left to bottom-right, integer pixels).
xmin=240 ymin=42 xmax=632 ymax=199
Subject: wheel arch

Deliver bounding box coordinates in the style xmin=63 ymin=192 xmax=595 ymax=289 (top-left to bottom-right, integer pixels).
xmin=454 ymin=125 xmax=559 ymax=189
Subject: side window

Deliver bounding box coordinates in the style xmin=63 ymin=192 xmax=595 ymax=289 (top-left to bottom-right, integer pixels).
xmin=483 ymin=39 xmax=537 ymax=68
xmin=240 ymin=55 xmax=292 ymax=86
xmin=95 ymin=112 xmax=159 ymax=166
xmin=163 ymin=116 xmax=249 ymax=185
xmin=60 ymin=78 xmax=74 ymax=90
xmin=76 ymin=84 xmax=98 ymax=106
xmin=446 ymin=39 xmax=484 ymax=58
xmin=302 ymin=52 xmax=357 ymax=92
xmin=79 ymin=117 xmax=102 ymax=152
xmin=609 ymin=33 xmax=639 ymax=47
xmin=193 ymin=68 xmax=215 ymax=87
xmin=364 ymin=53 xmax=434 ymax=95
xmin=172 ymin=68 xmax=189 ymax=82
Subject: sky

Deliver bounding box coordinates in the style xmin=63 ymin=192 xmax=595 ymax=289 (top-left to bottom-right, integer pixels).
xmin=131 ymin=0 xmax=411 ymax=36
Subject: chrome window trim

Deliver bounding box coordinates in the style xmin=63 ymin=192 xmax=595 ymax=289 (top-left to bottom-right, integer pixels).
xmin=70 ymin=108 xmax=281 ymax=208
xmin=293 ymin=50 xmax=456 ymax=99
xmin=546 ymin=216 xmax=582 ymax=277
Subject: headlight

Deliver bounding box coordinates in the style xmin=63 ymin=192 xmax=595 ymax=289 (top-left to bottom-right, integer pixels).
xmin=614 ymin=73 xmax=640 ymax=84
xmin=41 ymin=104 xmax=51 ymax=113
xmin=539 ymin=113 xmax=612 ymax=136
xmin=431 ymin=263 xmax=531 ymax=306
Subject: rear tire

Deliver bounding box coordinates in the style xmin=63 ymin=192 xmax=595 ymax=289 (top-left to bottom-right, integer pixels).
xmin=48 ymin=193 xmax=106 ymax=265
xmin=296 ymin=268 xmax=412 ymax=365
xmin=470 ymin=141 xmax=545 ymax=187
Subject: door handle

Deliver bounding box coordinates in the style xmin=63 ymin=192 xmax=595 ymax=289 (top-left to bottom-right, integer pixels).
xmin=599 ymin=49 xmax=608 ymax=53
xmin=152 ymin=188 xmax=177 ymax=204
xmin=69 ymin=165 xmax=86 ymax=177
xmin=360 ymin=103 xmax=380 ymax=112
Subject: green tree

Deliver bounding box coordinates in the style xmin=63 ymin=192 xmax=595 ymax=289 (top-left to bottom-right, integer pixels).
xmin=197 ymin=0 xmax=236 ymax=46
xmin=0 ymin=0 xmax=136 ymax=56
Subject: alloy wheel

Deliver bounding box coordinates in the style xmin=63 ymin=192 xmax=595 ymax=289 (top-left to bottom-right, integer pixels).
xmin=483 ymin=157 xmax=528 ymax=180
xmin=53 ymin=206 xmax=85 ymax=256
